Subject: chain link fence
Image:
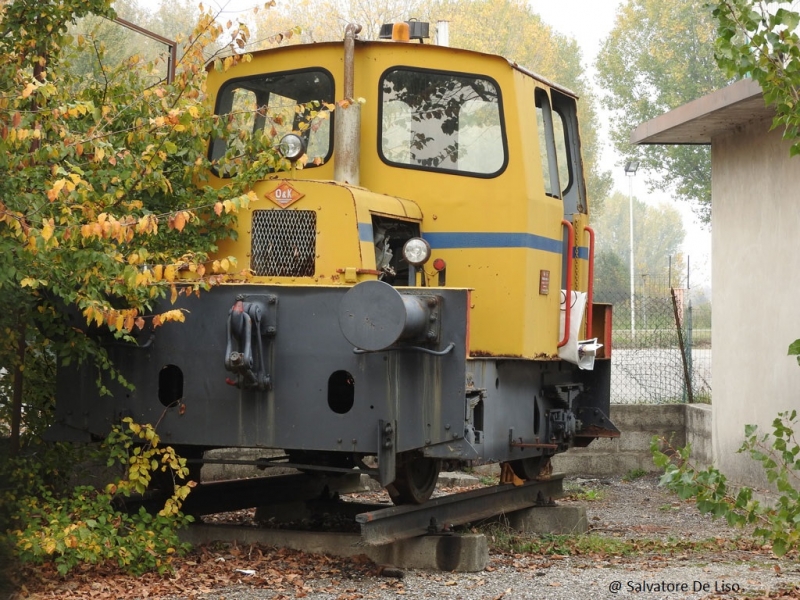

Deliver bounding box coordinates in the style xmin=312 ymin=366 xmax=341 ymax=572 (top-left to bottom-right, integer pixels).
xmin=596 ymin=276 xmax=711 ymax=404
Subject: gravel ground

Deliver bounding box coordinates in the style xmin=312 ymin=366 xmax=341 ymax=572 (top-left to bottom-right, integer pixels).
xmin=172 ymin=474 xmax=800 ymax=600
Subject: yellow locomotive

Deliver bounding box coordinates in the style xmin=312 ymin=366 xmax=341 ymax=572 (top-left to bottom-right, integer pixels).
xmin=53 ymin=22 xmax=617 ymax=504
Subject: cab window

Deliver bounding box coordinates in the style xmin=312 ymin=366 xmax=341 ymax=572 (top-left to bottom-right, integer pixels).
xmin=380 ymin=68 xmax=506 ymax=177
xmin=209 ymin=68 xmax=334 ymax=177
xmin=535 ymin=89 xmax=570 ymax=197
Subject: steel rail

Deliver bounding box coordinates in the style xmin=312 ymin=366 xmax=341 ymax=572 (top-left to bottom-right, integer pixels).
xmin=355 ymin=475 xmax=564 ymax=545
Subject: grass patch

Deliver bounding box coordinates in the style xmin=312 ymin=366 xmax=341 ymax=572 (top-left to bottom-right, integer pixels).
xmin=622 ymin=468 xmax=649 ymax=481
xmin=565 ymin=487 xmax=606 ymax=502
xmin=477 ymin=524 xmax=757 ymax=557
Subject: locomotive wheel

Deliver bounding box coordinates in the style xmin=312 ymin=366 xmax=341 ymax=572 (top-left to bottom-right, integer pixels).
xmin=508 ymin=455 xmax=552 ymax=481
xmin=387 ymin=454 xmax=441 ymax=505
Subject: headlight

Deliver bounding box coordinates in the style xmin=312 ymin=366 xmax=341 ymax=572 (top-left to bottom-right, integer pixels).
xmin=402 ymin=237 xmax=431 ymax=266
xmin=278 ymin=133 xmax=305 ymax=161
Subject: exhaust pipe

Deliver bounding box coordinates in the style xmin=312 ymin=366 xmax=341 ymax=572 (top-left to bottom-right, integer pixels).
xmin=334 ymin=23 xmax=362 ymax=186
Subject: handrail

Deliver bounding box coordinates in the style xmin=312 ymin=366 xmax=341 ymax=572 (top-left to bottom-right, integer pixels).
xmin=558 ymin=219 xmax=574 ymax=348
xmin=584 ymin=226 xmax=596 ymax=340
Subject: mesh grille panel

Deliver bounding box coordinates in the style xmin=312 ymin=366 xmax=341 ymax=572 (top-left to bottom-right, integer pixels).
xmin=251 ymin=210 xmax=316 ymax=277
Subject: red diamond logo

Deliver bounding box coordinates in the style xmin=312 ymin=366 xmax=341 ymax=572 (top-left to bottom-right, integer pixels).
xmin=265 ymin=182 xmax=304 ymax=208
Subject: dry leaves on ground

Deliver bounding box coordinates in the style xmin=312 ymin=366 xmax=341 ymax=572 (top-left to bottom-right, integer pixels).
xmin=9 ymin=544 xmax=379 ymax=600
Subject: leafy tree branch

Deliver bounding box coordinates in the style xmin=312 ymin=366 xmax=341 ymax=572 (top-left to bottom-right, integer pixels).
xmin=711 ymin=0 xmax=800 ymax=157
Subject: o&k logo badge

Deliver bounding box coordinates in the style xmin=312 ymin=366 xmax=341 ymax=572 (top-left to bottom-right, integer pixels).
xmin=265 ymin=182 xmax=304 ymax=208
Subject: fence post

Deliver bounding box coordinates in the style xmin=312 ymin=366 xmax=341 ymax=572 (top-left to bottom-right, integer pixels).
xmin=685 ymin=301 xmax=694 ymax=403
xmin=671 ymin=288 xmax=695 ymax=404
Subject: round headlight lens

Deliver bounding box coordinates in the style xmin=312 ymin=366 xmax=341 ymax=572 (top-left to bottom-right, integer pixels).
xmin=402 ymin=238 xmax=431 ymax=267
xmin=278 ymin=133 xmax=305 ymax=161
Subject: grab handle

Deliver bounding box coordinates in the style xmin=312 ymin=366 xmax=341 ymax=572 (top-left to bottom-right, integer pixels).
xmin=584 ymin=226 xmax=596 ymax=339
xmin=558 ymin=219 xmax=574 ymax=348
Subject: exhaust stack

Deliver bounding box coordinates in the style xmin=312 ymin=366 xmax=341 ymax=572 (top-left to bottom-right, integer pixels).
xmin=334 ymin=23 xmax=362 ymax=186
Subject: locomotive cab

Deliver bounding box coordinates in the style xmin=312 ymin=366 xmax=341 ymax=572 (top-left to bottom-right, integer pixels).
xmin=51 ymin=23 xmax=617 ymax=505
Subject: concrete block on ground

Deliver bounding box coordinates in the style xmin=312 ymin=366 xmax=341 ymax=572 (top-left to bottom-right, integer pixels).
xmin=385 ymin=534 xmax=488 ymax=572
xmin=502 ymin=505 xmax=588 ymax=535
xmin=180 ymin=525 xmax=487 ymax=572
xmin=437 ymin=471 xmax=480 ymax=487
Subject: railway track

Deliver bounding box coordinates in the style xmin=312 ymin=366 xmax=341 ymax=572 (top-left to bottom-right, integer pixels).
xmin=131 ymin=471 xmax=565 ymax=546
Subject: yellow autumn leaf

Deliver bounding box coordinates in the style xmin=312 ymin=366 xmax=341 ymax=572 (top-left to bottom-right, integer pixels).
xmin=173 ymin=211 xmax=186 ymax=232
xmin=153 ymin=264 xmax=163 ymax=281
xmin=162 ymin=309 xmax=186 ymax=323
xmin=20 ymin=277 xmax=37 ymax=288
xmin=164 ymin=265 xmax=175 ymax=282
xmin=21 ymin=83 xmax=36 ymax=99
xmin=170 ymin=284 xmax=178 ymax=304
xmin=41 ymin=220 xmax=54 ymax=242
xmin=47 ymin=179 xmax=66 ymax=201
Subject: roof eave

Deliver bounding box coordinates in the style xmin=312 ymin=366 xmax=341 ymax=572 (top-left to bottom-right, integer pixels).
xmin=630 ymin=78 xmax=772 ymax=145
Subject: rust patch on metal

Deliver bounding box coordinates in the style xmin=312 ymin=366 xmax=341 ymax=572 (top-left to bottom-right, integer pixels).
xmin=509 ymin=441 xmax=559 ymax=449
xmin=469 ymin=350 xmax=524 ymax=358
xmin=576 ymin=425 xmax=621 ymax=438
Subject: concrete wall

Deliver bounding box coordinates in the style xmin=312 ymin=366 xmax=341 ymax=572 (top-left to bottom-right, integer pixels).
xmin=711 ymin=120 xmax=800 ymax=488
xmin=685 ymin=403 xmax=712 ymax=467
xmin=552 ymin=404 xmax=692 ymax=477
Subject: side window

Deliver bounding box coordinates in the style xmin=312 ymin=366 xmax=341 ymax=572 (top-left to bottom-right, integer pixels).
xmin=551 ymin=89 xmax=586 ymax=215
xmin=552 ymin=111 xmax=570 ymax=191
xmin=535 ymin=89 xmax=559 ymax=197
xmin=209 ymin=69 xmax=334 ymax=177
xmin=380 ymin=68 xmax=506 ymax=177
xmin=535 ymin=89 xmax=571 ymax=197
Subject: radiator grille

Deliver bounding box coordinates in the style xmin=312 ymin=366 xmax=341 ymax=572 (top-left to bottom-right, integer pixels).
xmin=251 ymin=210 xmax=316 ymax=277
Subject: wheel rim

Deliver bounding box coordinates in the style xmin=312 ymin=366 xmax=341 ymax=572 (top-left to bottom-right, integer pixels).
xmin=508 ymin=456 xmax=551 ymax=481
xmin=388 ymin=455 xmax=441 ymax=505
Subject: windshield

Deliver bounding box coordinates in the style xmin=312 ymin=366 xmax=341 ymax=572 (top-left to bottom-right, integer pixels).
xmin=209 ymin=68 xmax=334 ymax=177
xmin=379 ymin=68 xmax=506 ymax=177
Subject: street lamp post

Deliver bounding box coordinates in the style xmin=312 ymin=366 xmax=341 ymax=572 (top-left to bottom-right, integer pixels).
xmin=624 ymin=160 xmax=639 ymax=339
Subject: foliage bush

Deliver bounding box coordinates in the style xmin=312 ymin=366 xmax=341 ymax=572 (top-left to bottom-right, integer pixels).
xmin=650 ymin=339 xmax=800 ymax=556
xmin=4 ymin=418 xmax=194 ymax=576
xmin=652 ymin=407 xmax=800 ymax=556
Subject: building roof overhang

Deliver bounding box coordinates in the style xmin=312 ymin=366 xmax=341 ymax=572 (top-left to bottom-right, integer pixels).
xmin=630 ymin=78 xmax=774 ymax=145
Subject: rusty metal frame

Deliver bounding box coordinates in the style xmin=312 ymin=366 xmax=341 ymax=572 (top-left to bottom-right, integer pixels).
xmin=113 ymin=17 xmax=177 ymax=84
